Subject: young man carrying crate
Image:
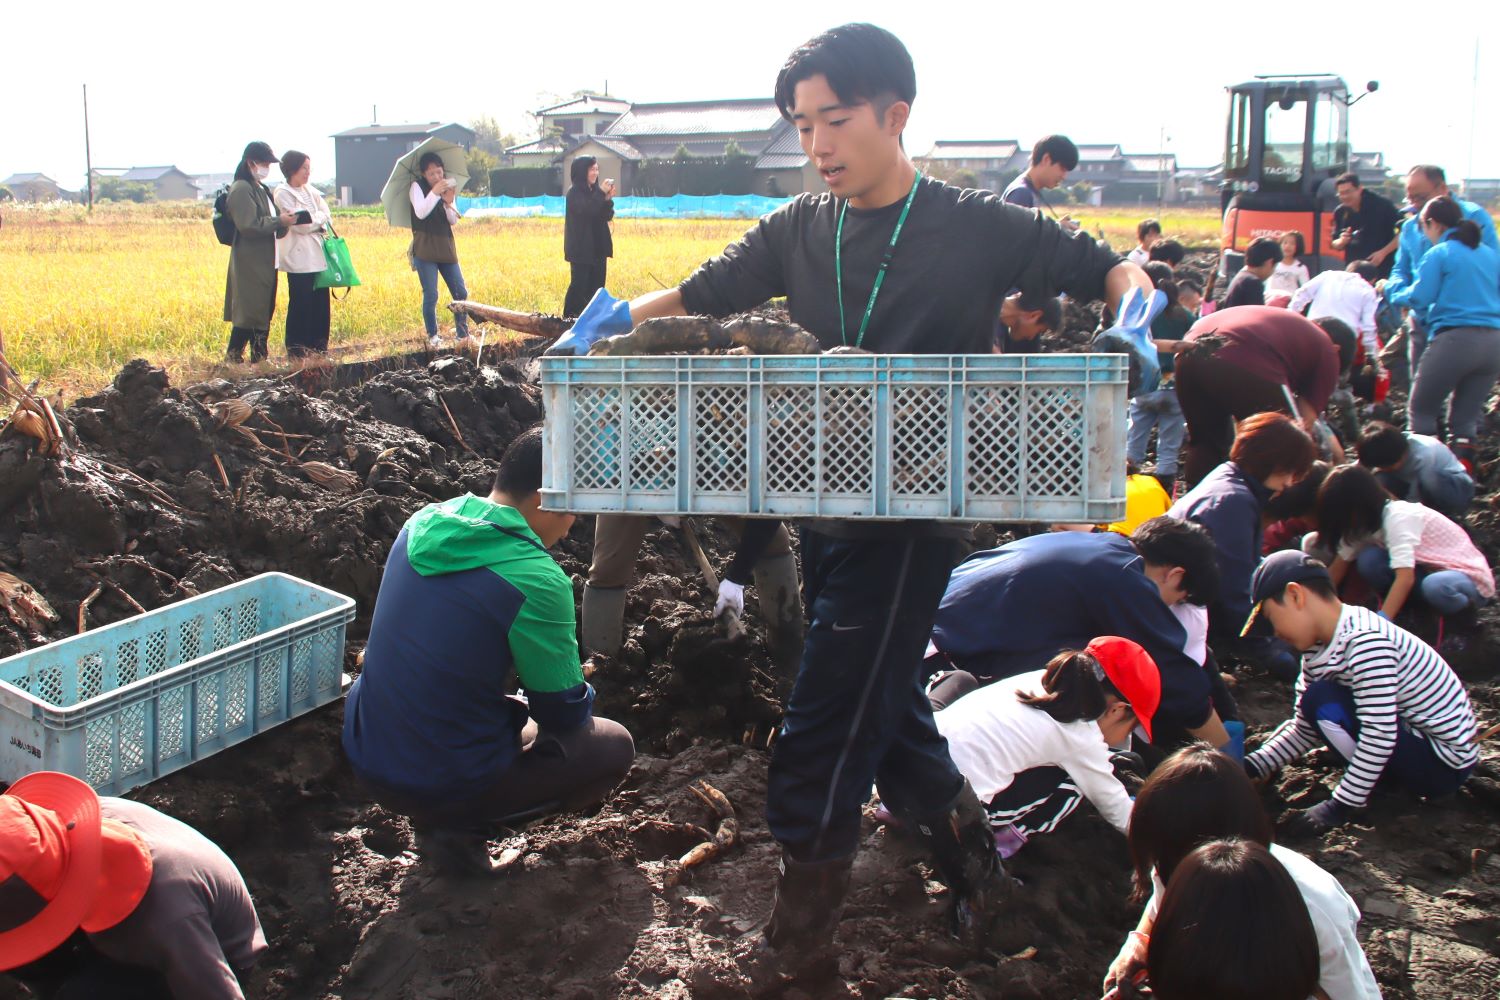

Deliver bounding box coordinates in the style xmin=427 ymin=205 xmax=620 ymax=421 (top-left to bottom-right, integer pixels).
xmin=547 ymin=22 xmax=1158 ymax=986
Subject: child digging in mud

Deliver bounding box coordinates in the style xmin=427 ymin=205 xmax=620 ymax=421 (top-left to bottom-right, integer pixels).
xmin=1242 ymin=550 xmax=1479 ymax=836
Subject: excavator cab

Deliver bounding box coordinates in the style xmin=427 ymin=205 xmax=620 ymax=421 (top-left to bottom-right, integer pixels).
xmin=1219 ymin=74 xmax=1376 ymax=282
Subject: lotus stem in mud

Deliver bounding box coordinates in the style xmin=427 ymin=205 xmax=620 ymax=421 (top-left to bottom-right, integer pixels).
xmin=448 ymin=301 xmax=572 ymax=339
xmin=679 ymin=781 xmax=738 ymax=869
xmin=77 ymin=584 xmax=104 ymax=634
xmin=300 ymin=461 xmax=360 ymax=494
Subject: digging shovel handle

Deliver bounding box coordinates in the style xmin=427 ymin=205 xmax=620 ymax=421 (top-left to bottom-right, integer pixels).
xmin=679 ymin=519 xmax=745 ymax=639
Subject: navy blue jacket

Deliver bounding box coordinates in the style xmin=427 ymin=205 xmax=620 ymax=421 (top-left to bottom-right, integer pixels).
xmin=930 ymin=531 xmax=1213 ymax=730
xmin=1169 ymin=461 xmax=1271 ymax=629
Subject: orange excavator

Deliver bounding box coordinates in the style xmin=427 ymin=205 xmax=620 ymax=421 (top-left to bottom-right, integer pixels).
xmin=1217 ymin=74 xmax=1379 ymax=286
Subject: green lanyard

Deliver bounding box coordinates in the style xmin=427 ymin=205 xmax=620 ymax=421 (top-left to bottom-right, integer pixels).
xmin=836 ymin=170 xmax=922 ymax=348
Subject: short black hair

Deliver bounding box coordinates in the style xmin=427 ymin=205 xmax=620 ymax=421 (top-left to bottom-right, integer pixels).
xmin=1245 ymin=237 xmax=1281 ymax=268
xmin=1131 ymin=516 xmax=1220 ymax=606
xmin=1031 ymin=134 xmax=1079 ymax=171
xmin=1142 ymin=261 xmax=1175 ymax=288
xmin=1137 ymin=218 xmax=1163 ymax=241
xmin=279 ymin=150 xmax=309 ymax=180
xmin=1149 ymin=839 xmax=1320 ymax=1000
xmin=1347 ymin=260 xmax=1379 ymax=283
xmin=1356 ymin=421 xmax=1410 ymax=469
xmin=1016 ymin=290 xmax=1064 ymax=332
xmin=418 ymin=152 xmax=445 ymax=173
xmin=1177 ymin=276 xmax=1204 ymax=296
xmin=774 ymin=23 xmax=916 ymax=121
xmin=1148 ymin=239 xmax=1185 ymax=267
xmin=1335 ymin=171 xmax=1362 ymax=188
xmin=1409 ymin=163 xmax=1446 ymax=186
xmin=493 ymin=426 xmax=545 ymax=496
xmin=1312 ymin=316 xmax=1358 ymax=376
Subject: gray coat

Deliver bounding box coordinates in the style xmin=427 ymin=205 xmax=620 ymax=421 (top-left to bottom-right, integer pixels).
xmin=222 ymin=179 xmax=285 ymax=329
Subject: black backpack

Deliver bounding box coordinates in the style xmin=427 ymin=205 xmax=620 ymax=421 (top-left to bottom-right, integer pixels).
xmin=211 ymin=185 xmax=237 ymax=246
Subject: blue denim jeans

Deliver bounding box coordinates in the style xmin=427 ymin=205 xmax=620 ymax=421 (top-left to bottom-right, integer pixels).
xmin=415 ymin=258 xmax=469 ymax=338
xmin=1354 ymin=545 xmax=1484 ymax=614
xmin=1126 ymin=387 xmax=1186 ymax=476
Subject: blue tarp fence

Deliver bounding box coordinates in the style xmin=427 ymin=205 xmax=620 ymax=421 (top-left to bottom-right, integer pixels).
xmin=456 ymin=194 xmax=793 ymax=219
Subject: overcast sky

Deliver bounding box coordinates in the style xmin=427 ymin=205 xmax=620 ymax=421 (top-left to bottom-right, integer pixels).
xmin=5 ymin=0 xmax=1497 ymax=190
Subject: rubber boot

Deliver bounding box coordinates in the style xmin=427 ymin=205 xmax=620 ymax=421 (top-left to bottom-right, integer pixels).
xmin=580 ymin=584 xmax=627 ymax=657
xmin=903 ymin=779 xmax=1024 ymax=953
xmin=752 ymin=551 xmax=804 ymax=683
xmin=734 ymin=850 xmax=853 ymax=993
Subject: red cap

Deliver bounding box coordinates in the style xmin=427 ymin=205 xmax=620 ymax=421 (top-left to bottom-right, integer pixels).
xmin=0 ymin=773 xmax=153 ymax=970
xmin=1085 ymin=635 xmax=1162 ymax=742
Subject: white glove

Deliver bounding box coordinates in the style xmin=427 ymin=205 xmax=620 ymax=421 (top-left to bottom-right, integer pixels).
xmin=715 ymin=579 xmax=745 ymax=618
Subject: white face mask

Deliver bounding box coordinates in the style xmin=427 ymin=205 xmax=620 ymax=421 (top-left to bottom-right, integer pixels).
xmin=253 ymin=164 xmax=270 ymax=181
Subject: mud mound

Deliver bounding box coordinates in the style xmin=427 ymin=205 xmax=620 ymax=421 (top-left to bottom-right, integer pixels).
xmin=1 ymin=347 xmax=1498 ymax=999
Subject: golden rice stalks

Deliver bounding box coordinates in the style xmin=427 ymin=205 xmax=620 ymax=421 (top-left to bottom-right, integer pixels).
xmin=300 ymin=461 xmax=359 ymax=493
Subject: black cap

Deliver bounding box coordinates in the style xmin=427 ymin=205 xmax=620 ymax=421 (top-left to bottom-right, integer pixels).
xmin=242 ymin=141 xmax=277 ymax=164
xmin=1241 ymin=551 xmax=1333 ymax=637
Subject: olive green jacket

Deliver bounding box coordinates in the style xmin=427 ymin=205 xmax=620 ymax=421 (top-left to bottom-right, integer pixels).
xmin=222 ymin=179 xmax=285 ymax=329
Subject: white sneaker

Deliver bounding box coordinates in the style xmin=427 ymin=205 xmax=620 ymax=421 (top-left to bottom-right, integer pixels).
xmin=427 ymin=335 xmax=442 ymax=350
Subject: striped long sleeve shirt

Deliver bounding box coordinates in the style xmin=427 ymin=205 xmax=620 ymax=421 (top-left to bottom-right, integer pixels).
xmin=1247 ymin=604 xmax=1478 ymax=808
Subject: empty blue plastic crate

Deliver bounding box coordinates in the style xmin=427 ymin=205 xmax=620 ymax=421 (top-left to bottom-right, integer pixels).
xmin=0 ymin=573 xmax=355 ymax=795
xmin=541 ymin=353 xmax=1129 ymax=523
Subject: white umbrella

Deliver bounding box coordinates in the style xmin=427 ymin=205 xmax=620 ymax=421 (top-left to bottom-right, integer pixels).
xmin=380 ymin=137 xmax=469 ymax=228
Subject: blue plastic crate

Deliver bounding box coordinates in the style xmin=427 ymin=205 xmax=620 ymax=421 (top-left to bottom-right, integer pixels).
xmin=541 ymin=353 xmax=1129 ymax=523
xmin=0 ymin=573 xmax=355 ymax=795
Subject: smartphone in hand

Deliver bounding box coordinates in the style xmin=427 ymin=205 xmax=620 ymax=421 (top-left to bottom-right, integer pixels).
xmin=294 ymin=210 xmax=313 ymax=224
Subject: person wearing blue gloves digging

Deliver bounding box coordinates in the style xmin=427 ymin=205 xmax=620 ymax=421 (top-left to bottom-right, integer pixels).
xmin=549 ymin=23 xmax=1157 ymax=992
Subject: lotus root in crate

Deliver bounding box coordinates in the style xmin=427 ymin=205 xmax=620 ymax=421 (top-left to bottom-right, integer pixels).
xmin=540 ymin=353 xmax=1128 ymax=523
xmin=0 ymin=573 xmax=355 ymax=795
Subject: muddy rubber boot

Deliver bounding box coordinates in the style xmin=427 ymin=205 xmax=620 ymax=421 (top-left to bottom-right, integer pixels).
xmin=904 ymin=780 xmax=1025 ymax=953
xmin=580 ymin=584 xmax=627 ymax=657
xmin=734 ymin=850 xmax=853 ymax=994
xmin=752 ymin=551 xmax=804 ymax=682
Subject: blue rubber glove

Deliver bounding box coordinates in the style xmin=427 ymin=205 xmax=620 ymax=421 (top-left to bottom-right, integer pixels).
xmin=545 ymin=288 xmax=633 ymax=356
xmin=1221 ymin=720 xmax=1247 ymax=761
xmin=1092 ymin=286 xmax=1167 ymax=395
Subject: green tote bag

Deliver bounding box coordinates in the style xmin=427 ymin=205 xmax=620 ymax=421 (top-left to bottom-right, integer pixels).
xmin=313 ymin=221 xmax=361 ymax=292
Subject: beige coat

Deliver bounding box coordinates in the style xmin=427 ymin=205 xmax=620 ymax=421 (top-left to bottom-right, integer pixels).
xmin=222 ymin=179 xmax=285 ymax=329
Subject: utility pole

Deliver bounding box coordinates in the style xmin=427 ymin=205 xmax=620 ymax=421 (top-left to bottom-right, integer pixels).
xmin=83 ymin=84 xmax=94 ymax=212
xmin=372 ymin=104 xmax=378 ymax=125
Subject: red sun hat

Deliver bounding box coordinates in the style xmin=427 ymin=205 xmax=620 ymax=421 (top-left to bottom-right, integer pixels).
xmin=1085 ymin=635 xmax=1162 ymax=742
xmin=0 ymin=772 xmax=153 ymax=971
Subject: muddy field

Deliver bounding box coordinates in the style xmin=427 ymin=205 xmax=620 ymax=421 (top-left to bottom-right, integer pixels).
xmin=2 ymin=325 xmax=1499 ymax=998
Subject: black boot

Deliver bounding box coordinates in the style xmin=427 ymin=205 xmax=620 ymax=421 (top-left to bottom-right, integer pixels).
xmin=904 ymin=780 xmax=1024 ymax=953
xmin=734 ymin=850 xmax=852 ymax=992
xmin=226 ymin=326 xmax=252 ymax=363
